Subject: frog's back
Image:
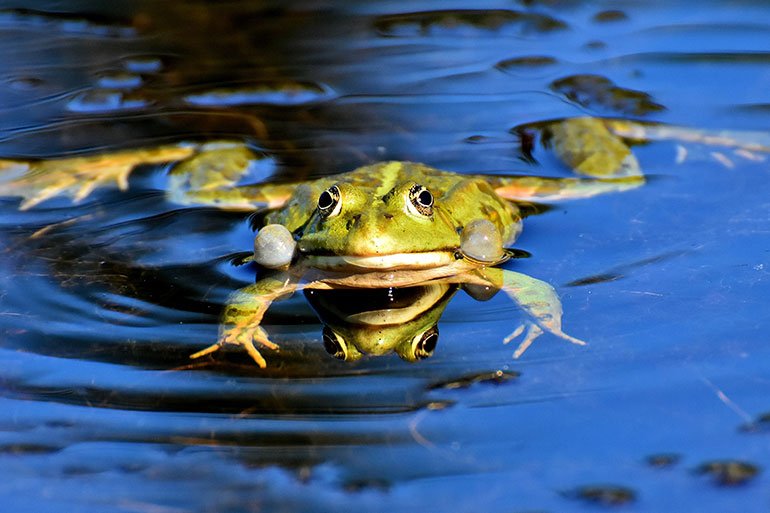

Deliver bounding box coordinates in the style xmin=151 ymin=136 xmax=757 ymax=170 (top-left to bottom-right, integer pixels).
xmin=332 ymin=161 xmax=480 ymax=199
xmin=330 ymin=161 xmax=448 ymax=192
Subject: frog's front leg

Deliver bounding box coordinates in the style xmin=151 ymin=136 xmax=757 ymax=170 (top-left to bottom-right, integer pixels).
xmin=190 ymin=271 xmax=298 ymax=368
xmin=465 ymin=267 xmax=585 ymax=358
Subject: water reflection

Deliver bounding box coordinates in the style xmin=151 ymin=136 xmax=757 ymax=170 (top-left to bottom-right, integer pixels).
xmin=306 ymin=284 xmax=457 ymax=362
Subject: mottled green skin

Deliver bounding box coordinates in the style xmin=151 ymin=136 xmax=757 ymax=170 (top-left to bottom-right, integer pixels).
xmin=266 ymin=161 xmax=521 ymax=261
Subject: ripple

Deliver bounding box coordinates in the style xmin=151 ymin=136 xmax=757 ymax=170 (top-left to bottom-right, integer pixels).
xmin=8 ymin=77 xmax=46 ymax=91
xmin=0 ymin=8 xmax=136 ymax=38
xmin=496 ymin=55 xmax=558 ymax=72
xmin=122 ymin=56 xmax=164 ymax=73
xmin=0 ymin=443 xmax=62 ymax=454
xmin=95 ymin=73 xmax=143 ymax=89
xmin=427 ymin=370 xmax=519 ymax=390
xmin=374 ymin=9 xmax=567 ymax=37
xmin=67 ymin=90 xmax=151 ymax=113
xmin=184 ymin=82 xmax=335 ymax=107
xmin=550 ymin=74 xmax=665 ymax=116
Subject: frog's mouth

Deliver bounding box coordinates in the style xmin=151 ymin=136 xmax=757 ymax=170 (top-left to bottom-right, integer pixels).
xmin=305 ymin=251 xmax=455 ymax=271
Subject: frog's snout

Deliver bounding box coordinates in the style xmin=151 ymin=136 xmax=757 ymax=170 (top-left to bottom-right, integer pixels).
xmin=342 ymin=212 xmax=398 ymax=255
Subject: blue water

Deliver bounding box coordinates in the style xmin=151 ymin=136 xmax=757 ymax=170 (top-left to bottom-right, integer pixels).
xmin=1 ymin=1 xmax=770 ymax=512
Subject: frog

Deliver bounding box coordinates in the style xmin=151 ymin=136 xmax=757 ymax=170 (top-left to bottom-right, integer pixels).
xmin=3 ymin=116 xmax=763 ymax=367
xmin=191 ymin=156 xmax=647 ymax=367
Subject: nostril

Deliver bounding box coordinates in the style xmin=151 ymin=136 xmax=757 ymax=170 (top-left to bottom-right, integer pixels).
xmin=383 ymin=213 xmax=394 ymax=220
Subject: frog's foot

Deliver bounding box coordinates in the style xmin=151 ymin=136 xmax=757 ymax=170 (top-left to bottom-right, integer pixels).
xmin=504 ymin=321 xmax=585 ymax=359
xmin=190 ymin=324 xmax=279 ymax=368
xmin=476 ymin=267 xmax=586 ymax=357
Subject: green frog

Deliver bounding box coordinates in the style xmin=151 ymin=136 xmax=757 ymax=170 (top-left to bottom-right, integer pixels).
xmin=6 ymin=116 xmax=754 ymax=367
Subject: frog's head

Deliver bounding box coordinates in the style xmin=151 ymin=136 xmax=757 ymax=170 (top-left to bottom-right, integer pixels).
xmin=297 ymin=180 xmax=461 ymax=271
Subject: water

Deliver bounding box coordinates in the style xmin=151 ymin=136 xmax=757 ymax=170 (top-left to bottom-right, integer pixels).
xmin=1 ymin=1 xmax=770 ymax=511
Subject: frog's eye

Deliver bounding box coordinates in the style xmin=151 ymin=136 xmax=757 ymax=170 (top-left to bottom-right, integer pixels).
xmin=318 ymin=185 xmax=342 ymax=218
xmin=407 ymin=184 xmax=433 ymax=217
xmin=322 ymin=326 xmax=349 ymax=360
xmin=411 ymin=325 xmax=439 ymax=360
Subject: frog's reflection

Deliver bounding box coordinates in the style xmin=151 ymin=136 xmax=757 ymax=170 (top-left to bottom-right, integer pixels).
xmin=304 ymin=282 xmax=496 ymax=362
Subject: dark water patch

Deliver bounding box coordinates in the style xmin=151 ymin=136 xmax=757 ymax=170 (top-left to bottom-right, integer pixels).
xmin=563 ymin=484 xmax=636 ymax=506
xmin=0 ymin=112 xmax=276 ymax=158
xmin=496 ymin=55 xmax=558 ymax=71
xmin=62 ymin=464 xmax=103 ymax=476
xmin=550 ymin=74 xmax=665 ymax=117
xmin=565 ymin=250 xmax=691 ymax=287
xmin=612 ymin=51 xmax=770 ymax=66
xmin=373 ymin=9 xmax=567 ymax=37
xmin=646 ymin=453 xmax=681 ymax=468
xmin=695 ymin=460 xmax=760 ymax=486
xmin=584 ymin=40 xmax=607 ymax=50
xmin=344 ymin=477 xmax=391 ymax=492
xmin=0 ymin=443 xmax=62 ymax=455
xmin=427 ymin=370 xmax=519 ymax=390
xmin=733 ymin=103 xmax=770 ymax=114
xmin=565 ymin=273 xmax=621 ymax=286
xmin=741 ymin=411 xmax=770 ymax=432
xmin=8 ymin=77 xmax=46 ymax=91
xmin=593 ymin=10 xmax=629 ymax=23
xmin=3 ymin=378 xmax=434 ymax=416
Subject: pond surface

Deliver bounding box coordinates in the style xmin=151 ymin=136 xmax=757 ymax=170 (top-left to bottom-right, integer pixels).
xmin=2 ymin=1 xmax=770 ymax=512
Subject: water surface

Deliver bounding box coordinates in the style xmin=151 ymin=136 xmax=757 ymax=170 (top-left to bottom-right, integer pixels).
xmin=2 ymin=1 xmax=770 ymax=512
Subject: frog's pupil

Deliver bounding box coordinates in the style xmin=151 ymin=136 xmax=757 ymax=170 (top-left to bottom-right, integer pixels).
xmin=417 ymin=189 xmax=433 ymax=207
xmin=415 ymin=325 xmax=439 ymax=359
xmin=318 ymin=190 xmax=333 ymax=209
xmin=421 ymin=332 xmax=438 ymax=354
xmin=322 ymin=327 xmax=345 ymax=359
xmin=409 ymin=184 xmax=434 ymax=216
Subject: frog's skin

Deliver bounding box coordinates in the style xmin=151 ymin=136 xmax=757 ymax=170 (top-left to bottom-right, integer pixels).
xmin=3 ymin=117 xmax=766 ymax=367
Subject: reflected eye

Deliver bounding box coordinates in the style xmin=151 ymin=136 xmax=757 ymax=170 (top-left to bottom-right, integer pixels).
xmin=408 ymin=184 xmax=433 ymax=217
xmin=322 ymin=326 xmax=347 ymax=360
xmin=412 ymin=325 xmax=439 ymax=360
xmin=318 ymin=185 xmax=342 ymax=218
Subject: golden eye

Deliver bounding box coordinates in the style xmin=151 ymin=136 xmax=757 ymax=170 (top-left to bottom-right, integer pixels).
xmin=412 ymin=325 xmax=439 ymax=360
xmin=322 ymin=326 xmax=348 ymax=360
xmin=407 ymin=184 xmax=433 ymax=217
xmin=318 ymin=185 xmax=342 ymax=218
